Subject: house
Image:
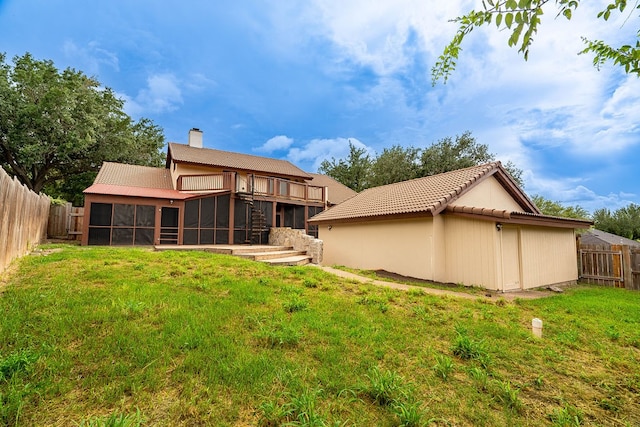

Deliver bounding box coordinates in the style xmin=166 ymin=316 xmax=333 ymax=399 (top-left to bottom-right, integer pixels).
xmin=308 ymin=162 xmax=593 ymax=291
xmin=82 ymin=129 xmax=356 ymax=246
xmin=579 ymin=229 xmax=640 ymax=248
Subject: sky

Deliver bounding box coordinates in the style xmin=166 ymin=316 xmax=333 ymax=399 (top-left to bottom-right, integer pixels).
xmin=0 ymin=0 xmax=638 ymax=213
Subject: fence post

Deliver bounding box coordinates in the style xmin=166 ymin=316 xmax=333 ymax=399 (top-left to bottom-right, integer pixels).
xmin=622 ymin=245 xmax=632 ymax=289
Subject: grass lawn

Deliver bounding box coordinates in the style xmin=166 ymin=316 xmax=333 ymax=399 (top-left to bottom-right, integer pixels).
xmin=1 ymin=245 xmax=639 ymax=426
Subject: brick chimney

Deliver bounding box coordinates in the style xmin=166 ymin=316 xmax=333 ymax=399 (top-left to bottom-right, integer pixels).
xmin=188 ymin=128 xmax=203 ymax=148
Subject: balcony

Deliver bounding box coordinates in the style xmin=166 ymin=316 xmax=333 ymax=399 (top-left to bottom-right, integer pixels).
xmin=177 ymin=172 xmax=325 ymax=204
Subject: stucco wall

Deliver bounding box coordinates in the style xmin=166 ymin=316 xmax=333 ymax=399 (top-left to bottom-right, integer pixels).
xmin=442 ymin=216 xmax=500 ymax=290
xmin=520 ymin=226 xmax=578 ymax=288
xmin=452 ymin=176 xmax=523 ymax=212
xmin=318 ymin=218 xmax=434 ymax=280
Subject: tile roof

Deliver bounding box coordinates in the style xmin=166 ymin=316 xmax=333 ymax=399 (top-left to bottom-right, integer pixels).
xmin=92 ymin=162 xmax=173 ymax=189
xmin=447 ymin=205 xmax=593 ymax=229
xmin=581 ymin=229 xmax=640 ymax=247
xmin=168 ymin=143 xmax=312 ymax=180
xmin=309 ymin=162 xmax=505 ymax=223
xmin=307 ymin=173 xmax=358 ymax=205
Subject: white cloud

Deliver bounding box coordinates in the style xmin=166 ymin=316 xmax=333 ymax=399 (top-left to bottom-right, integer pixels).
xmin=524 ymin=171 xmax=636 ymax=213
xmin=287 ymin=137 xmax=373 ymax=172
xmin=123 ymin=73 xmax=183 ymax=116
xmin=62 ymin=40 xmax=119 ymax=74
xmin=254 ymin=135 xmax=294 ymax=153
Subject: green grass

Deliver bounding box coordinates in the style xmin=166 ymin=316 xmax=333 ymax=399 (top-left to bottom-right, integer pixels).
xmin=1 ymin=245 xmax=640 ymax=426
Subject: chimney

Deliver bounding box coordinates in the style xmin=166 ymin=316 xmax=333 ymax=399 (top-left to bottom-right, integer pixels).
xmin=188 ymin=128 xmax=203 ymax=148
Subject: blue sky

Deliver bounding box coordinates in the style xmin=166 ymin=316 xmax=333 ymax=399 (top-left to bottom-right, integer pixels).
xmin=1 ymin=0 xmax=638 ymax=213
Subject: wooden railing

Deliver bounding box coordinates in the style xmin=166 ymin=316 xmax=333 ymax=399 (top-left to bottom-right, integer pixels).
xmin=177 ymin=172 xmax=325 ymax=203
xmin=250 ymin=174 xmax=325 ymax=202
xmin=178 ymin=172 xmax=234 ymax=191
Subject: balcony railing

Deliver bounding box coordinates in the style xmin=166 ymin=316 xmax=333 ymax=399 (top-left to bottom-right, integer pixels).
xmin=177 ymin=172 xmax=325 ymax=203
xmin=177 ymin=172 xmax=234 ymax=191
xmin=249 ymin=174 xmax=325 ymax=203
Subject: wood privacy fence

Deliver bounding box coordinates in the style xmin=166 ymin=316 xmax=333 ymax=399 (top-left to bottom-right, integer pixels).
xmin=48 ymin=203 xmax=84 ymax=240
xmin=578 ymin=243 xmax=640 ymax=291
xmin=0 ymin=168 xmax=50 ymax=273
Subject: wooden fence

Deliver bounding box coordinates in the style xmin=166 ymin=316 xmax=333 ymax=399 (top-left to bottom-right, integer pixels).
xmin=48 ymin=203 xmax=84 ymax=240
xmin=578 ymin=243 xmax=640 ymax=290
xmin=0 ymin=168 xmax=50 ymax=273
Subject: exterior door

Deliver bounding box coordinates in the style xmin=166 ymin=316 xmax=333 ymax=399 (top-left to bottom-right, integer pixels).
xmin=502 ymin=227 xmax=522 ymax=291
xmin=160 ymin=207 xmax=179 ymax=244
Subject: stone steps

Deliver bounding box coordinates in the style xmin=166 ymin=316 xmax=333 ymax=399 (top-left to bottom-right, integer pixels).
xmin=262 ymin=255 xmax=312 ymax=266
xmin=236 ymin=250 xmax=309 ymax=261
xmin=154 ymin=244 xmax=311 ymax=266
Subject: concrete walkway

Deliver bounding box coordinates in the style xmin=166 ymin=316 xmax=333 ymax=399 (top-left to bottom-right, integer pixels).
xmin=315 ymin=266 xmax=554 ymax=301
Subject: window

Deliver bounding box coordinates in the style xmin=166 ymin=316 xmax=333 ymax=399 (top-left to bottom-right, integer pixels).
xmin=182 ymin=195 xmax=231 ymax=245
xmin=307 ymin=206 xmax=323 ymax=238
xmin=88 ymin=202 xmax=156 ymax=245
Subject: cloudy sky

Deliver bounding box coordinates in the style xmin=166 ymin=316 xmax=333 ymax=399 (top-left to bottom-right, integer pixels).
xmin=1 ymin=0 xmax=638 ymax=212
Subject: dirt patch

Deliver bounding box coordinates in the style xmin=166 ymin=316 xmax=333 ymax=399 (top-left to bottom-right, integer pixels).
xmin=374 ymin=270 xmax=460 ymax=288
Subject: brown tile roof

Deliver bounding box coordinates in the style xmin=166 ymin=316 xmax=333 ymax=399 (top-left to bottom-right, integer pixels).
xmin=168 ymin=143 xmax=312 ymax=180
xmin=309 ymin=162 xmax=529 ymax=223
xmin=307 ymin=173 xmax=358 ymax=205
xmin=92 ymin=162 xmax=173 ymax=189
xmin=447 ymin=205 xmax=593 ymax=229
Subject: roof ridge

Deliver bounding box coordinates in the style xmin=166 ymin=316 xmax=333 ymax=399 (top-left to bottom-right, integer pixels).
xmin=169 ymin=142 xmax=296 ymax=163
xmin=168 ymin=142 xmax=311 ymax=179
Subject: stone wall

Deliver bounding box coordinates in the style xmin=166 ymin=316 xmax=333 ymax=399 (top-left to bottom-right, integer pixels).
xmin=269 ymin=227 xmax=323 ymax=264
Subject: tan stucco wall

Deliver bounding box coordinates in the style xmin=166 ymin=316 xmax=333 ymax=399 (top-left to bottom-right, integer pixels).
xmin=519 ymin=226 xmax=578 ymax=289
xmin=318 ymin=212 xmax=579 ymax=291
xmin=452 ymin=176 xmax=523 ymax=211
xmin=442 ymin=216 xmax=501 ymax=290
xmin=318 ymin=218 xmax=435 ymax=280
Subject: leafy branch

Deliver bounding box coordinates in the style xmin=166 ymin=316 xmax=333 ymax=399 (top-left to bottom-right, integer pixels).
xmin=432 ymin=0 xmax=640 ymax=84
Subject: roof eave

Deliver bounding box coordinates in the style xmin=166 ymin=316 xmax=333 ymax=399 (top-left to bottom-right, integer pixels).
xmin=308 ymin=210 xmax=435 ymax=225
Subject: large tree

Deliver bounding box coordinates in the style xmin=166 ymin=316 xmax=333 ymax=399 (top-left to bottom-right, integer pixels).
xmin=420 ymin=132 xmax=524 ymax=186
xmin=318 ymin=131 xmax=524 ymax=191
xmin=593 ymin=203 xmax=640 ymax=240
xmin=432 ymin=1 xmax=640 ymax=84
xmin=0 ymin=53 xmax=165 ymax=205
xmin=531 ymin=195 xmax=590 ymax=219
xmin=318 ymin=142 xmax=372 ymax=192
xmin=369 ymin=145 xmax=421 ymax=187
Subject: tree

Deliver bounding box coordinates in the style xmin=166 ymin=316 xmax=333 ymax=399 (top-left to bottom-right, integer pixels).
xmin=432 ymin=1 xmax=640 ymax=84
xmin=531 ymin=195 xmax=589 ymax=219
xmin=369 ymin=145 xmax=421 ymax=187
xmin=318 ymin=141 xmax=372 ymax=192
xmin=318 ymin=131 xmax=524 ymax=190
xmin=593 ymin=204 xmax=640 ymax=240
xmin=420 ymin=131 xmax=494 ymax=176
xmin=420 ymin=131 xmax=524 ymax=186
xmin=0 ymin=53 xmax=165 ymax=205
